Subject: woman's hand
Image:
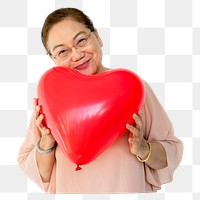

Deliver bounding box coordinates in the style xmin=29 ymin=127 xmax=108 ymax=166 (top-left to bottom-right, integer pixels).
xmin=126 ymin=110 xmax=149 ymax=159
xmin=33 ymin=98 xmax=56 ymax=150
xmin=33 ymin=98 xmax=56 ymax=183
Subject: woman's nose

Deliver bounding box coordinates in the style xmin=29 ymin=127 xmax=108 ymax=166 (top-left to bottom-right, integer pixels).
xmin=71 ymin=47 xmax=84 ymax=62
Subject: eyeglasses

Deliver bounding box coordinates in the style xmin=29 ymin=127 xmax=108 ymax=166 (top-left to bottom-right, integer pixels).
xmin=50 ymin=31 xmax=92 ymax=62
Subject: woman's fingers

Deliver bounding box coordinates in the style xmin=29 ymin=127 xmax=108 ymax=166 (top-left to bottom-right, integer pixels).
xmin=35 ymin=113 xmax=50 ymax=134
xmin=32 ymin=98 xmax=52 ymax=139
xmin=33 ymin=98 xmax=40 ymax=117
xmin=126 ymin=124 xmax=139 ymax=138
xmin=35 ymin=113 xmax=44 ymax=128
xmin=34 ymin=106 xmax=40 ymax=120
xmin=127 ymin=110 xmax=146 ymax=155
xmin=126 ymin=110 xmax=144 ymax=140
xmin=133 ymin=113 xmax=142 ymax=130
xmin=41 ymin=126 xmax=50 ymax=135
xmin=138 ymin=109 xmax=143 ymax=118
xmin=33 ymin=98 xmax=38 ymax=109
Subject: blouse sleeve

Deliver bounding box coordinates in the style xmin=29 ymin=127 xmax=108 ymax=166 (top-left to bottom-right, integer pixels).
xmin=141 ymin=81 xmax=183 ymax=191
xmin=17 ymin=112 xmax=56 ymax=193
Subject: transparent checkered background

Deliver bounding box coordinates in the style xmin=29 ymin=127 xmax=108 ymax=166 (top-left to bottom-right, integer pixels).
xmin=0 ymin=0 xmax=199 ymax=199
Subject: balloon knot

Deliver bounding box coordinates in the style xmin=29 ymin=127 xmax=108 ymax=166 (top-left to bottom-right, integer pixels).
xmin=75 ymin=165 xmax=82 ymax=171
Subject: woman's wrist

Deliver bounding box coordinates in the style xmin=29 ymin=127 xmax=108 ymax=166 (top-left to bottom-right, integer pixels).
xmin=136 ymin=141 xmax=151 ymax=163
xmin=39 ymin=138 xmax=56 ymax=150
xmin=36 ymin=139 xmax=57 ymax=154
xmin=40 ymin=136 xmax=56 ymax=150
xmin=139 ymin=141 xmax=149 ymax=158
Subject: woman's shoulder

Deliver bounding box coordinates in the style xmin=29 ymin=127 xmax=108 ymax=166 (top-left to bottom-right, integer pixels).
xmin=141 ymin=79 xmax=164 ymax=110
xmin=141 ymin=79 xmax=156 ymax=98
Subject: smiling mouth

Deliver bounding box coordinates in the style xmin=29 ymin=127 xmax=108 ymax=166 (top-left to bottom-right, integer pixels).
xmin=74 ymin=61 xmax=89 ymax=70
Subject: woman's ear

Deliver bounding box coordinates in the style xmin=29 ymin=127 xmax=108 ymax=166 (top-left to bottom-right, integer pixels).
xmin=93 ymin=31 xmax=103 ymax=47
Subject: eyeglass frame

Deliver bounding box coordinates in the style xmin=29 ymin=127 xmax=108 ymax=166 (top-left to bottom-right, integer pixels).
xmin=48 ymin=30 xmax=93 ymax=61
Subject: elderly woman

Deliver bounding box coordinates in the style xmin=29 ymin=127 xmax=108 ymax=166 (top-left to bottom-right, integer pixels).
xmin=17 ymin=8 xmax=183 ymax=193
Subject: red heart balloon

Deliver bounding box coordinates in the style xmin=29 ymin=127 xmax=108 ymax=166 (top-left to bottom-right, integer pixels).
xmin=37 ymin=67 xmax=145 ymax=170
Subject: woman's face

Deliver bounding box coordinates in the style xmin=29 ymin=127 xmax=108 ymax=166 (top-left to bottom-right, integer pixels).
xmin=47 ymin=19 xmax=105 ymax=75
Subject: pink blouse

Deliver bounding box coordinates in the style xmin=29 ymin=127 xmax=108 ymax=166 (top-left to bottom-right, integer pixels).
xmin=17 ymin=81 xmax=183 ymax=193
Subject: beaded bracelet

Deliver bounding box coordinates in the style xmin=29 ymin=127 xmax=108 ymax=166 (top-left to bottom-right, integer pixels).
xmin=36 ymin=139 xmax=57 ymax=154
xmin=136 ymin=141 xmax=151 ymax=163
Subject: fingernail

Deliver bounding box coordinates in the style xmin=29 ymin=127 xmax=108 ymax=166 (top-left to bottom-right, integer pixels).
xmin=126 ymin=124 xmax=131 ymax=129
xmin=133 ymin=114 xmax=137 ymax=119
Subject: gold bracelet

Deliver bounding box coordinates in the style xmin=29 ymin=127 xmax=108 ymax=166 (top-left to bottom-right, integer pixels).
xmin=136 ymin=141 xmax=151 ymax=163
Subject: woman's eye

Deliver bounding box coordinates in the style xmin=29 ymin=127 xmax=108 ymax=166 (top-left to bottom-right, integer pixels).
xmin=77 ymin=38 xmax=87 ymax=46
xmin=59 ymin=49 xmax=68 ymax=55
